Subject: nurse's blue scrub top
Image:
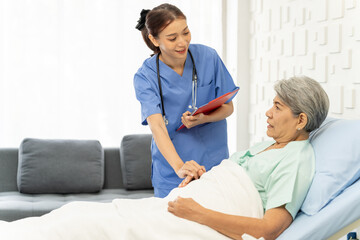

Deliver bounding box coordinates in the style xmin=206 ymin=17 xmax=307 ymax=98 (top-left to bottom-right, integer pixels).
xmin=134 ymin=44 xmax=237 ymax=190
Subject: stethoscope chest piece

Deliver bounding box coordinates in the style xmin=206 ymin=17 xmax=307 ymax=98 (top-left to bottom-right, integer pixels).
xmin=156 ymin=49 xmax=197 ymax=126
xmin=163 ymin=116 xmax=169 ymax=126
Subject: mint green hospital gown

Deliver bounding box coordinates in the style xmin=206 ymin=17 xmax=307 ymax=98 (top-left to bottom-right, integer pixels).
xmin=230 ymin=140 xmax=315 ymax=219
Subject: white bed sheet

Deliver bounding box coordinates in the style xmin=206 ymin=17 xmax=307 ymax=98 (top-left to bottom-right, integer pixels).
xmin=0 ymin=160 xmax=264 ymax=240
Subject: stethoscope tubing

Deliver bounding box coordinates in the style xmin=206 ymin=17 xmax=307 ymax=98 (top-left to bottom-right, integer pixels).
xmin=156 ymin=49 xmax=198 ymax=125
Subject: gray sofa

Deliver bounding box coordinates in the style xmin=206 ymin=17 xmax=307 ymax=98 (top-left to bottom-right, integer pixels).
xmin=0 ymin=134 xmax=154 ymax=222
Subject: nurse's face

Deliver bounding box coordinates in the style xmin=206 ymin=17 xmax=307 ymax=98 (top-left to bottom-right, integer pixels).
xmin=151 ymin=18 xmax=191 ymax=63
xmin=265 ymin=95 xmax=301 ymax=143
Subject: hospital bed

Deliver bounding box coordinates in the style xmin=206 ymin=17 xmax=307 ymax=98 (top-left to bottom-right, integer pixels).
xmin=278 ymin=117 xmax=360 ymax=240
xmin=278 ymin=177 xmax=360 ymax=239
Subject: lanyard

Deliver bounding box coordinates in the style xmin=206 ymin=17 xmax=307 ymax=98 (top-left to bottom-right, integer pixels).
xmin=156 ymin=49 xmax=197 ymax=126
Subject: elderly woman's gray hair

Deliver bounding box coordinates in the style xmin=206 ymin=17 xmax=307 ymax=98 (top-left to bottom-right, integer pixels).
xmin=274 ymin=76 xmax=329 ymax=132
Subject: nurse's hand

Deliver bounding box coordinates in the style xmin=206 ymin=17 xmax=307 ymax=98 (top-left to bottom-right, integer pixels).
xmin=178 ymin=168 xmax=205 ymax=188
xmin=181 ymin=111 xmax=206 ymax=129
xmin=176 ymin=160 xmax=206 ymax=180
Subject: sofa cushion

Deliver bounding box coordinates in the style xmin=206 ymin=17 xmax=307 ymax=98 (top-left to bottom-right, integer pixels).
xmin=17 ymin=138 xmax=104 ymax=194
xmin=120 ymin=134 xmax=152 ymax=190
xmin=0 ymin=189 xmax=154 ymax=221
xmin=301 ymin=118 xmax=360 ymax=215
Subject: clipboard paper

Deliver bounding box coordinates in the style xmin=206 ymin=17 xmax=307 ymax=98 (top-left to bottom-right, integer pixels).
xmin=177 ymin=87 xmax=239 ymax=131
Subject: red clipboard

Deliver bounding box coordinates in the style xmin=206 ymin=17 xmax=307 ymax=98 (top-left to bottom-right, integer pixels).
xmin=177 ymin=87 xmax=239 ymax=131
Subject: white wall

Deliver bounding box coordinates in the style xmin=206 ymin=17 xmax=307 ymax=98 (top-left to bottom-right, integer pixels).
xmin=222 ymin=0 xmax=251 ymax=152
xmin=248 ymin=0 xmax=360 ymax=146
xmin=0 ymin=0 xmax=225 ymax=148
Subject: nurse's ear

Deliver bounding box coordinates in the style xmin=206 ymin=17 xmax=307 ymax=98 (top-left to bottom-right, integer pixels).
xmin=148 ymin=34 xmax=159 ymax=47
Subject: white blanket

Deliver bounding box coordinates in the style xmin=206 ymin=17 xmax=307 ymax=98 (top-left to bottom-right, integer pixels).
xmin=0 ymin=160 xmax=264 ymax=240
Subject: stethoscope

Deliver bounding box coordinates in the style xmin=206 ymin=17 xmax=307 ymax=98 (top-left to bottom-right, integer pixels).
xmin=156 ymin=49 xmax=197 ymax=126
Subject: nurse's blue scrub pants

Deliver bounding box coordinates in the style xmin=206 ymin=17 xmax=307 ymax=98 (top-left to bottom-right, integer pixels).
xmin=154 ymin=187 xmax=173 ymax=198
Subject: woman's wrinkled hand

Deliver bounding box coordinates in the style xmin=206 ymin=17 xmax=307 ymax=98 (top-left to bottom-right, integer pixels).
xmin=181 ymin=111 xmax=205 ymax=129
xmin=176 ymin=160 xmax=206 ymax=180
xmin=178 ymin=168 xmax=205 ymax=188
xmin=168 ymin=197 xmax=204 ymax=222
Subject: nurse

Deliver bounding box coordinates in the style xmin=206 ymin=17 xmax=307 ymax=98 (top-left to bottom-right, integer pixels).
xmin=134 ymin=3 xmax=238 ymax=198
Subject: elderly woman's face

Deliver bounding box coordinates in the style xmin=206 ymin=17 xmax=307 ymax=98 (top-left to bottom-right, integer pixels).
xmin=265 ymin=96 xmax=300 ymax=143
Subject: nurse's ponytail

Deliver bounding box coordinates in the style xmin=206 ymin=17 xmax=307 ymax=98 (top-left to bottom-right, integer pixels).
xmin=135 ymin=9 xmax=156 ymax=54
xmin=135 ymin=3 xmax=186 ymax=56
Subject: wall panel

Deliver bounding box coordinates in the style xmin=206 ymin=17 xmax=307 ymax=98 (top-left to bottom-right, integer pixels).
xmin=249 ymin=0 xmax=360 ymax=144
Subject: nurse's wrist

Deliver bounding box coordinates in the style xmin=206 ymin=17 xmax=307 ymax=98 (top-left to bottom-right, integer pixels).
xmin=173 ymin=161 xmax=184 ymax=174
xmin=201 ymin=114 xmax=211 ymax=123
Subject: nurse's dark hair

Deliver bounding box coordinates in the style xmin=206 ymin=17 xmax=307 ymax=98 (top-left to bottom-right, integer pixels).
xmin=274 ymin=76 xmax=329 ymax=132
xmin=135 ymin=4 xmax=186 ymax=55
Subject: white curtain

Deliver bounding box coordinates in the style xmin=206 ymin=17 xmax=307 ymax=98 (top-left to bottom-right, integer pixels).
xmin=0 ymin=0 xmax=224 ymax=147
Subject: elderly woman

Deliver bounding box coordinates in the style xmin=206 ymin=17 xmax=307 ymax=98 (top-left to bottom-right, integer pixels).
xmin=168 ymin=75 xmax=329 ymax=240
xmin=0 ymin=76 xmax=329 ymax=240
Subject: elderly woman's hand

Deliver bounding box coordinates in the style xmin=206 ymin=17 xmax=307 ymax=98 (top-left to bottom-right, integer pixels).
xmin=167 ymin=197 xmax=205 ymax=222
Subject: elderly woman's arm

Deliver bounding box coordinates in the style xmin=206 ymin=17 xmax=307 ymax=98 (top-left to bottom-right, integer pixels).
xmin=168 ymin=197 xmax=292 ymax=240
